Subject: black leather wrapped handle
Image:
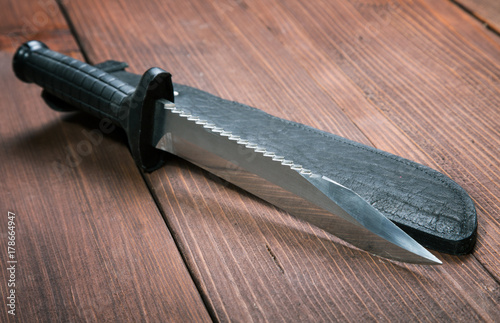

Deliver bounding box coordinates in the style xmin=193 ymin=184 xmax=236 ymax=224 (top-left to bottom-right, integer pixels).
xmin=13 ymin=40 xmax=175 ymax=171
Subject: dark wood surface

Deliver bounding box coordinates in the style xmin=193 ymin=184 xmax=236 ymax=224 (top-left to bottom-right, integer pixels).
xmin=1 ymin=0 xmax=500 ymax=321
xmin=0 ymin=0 xmax=210 ymax=322
xmin=455 ymin=0 xmax=500 ymax=33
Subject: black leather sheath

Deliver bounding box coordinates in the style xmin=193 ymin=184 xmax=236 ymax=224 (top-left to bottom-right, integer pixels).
xmin=46 ymin=61 xmax=477 ymax=255
xmin=173 ymin=84 xmax=477 ymax=255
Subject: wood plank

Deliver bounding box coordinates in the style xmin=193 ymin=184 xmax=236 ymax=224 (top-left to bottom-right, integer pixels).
xmin=453 ymin=0 xmax=500 ymax=33
xmin=0 ymin=1 xmax=211 ymax=321
xmin=245 ymin=0 xmax=500 ymax=279
xmin=45 ymin=0 xmax=500 ymax=321
xmin=0 ymin=0 xmax=75 ymax=54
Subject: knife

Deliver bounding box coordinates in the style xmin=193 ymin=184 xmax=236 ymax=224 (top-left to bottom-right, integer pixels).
xmin=13 ymin=40 xmax=445 ymax=265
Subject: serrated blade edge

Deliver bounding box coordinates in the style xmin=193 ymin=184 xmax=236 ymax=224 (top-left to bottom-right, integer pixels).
xmin=154 ymin=99 xmax=441 ymax=265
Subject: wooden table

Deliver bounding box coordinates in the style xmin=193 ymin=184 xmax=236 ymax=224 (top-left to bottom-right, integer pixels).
xmin=1 ymin=0 xmax=499 ymax=321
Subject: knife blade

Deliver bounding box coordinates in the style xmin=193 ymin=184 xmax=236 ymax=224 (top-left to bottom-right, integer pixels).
xmin=13 ymin=40 xmax=441 ymax=265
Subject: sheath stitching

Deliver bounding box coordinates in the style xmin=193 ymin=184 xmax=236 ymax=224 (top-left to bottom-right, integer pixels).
xmin=191 ymin=88 xmax=472 ymax=235
xmin=270 ymin=109 xmax=470 ymax=233
xmin=272 ymin=110 xmax=469 ymax=233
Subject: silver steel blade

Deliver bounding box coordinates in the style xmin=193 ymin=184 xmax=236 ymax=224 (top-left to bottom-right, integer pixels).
xmin=155 ymin=99 xmax=441 ymax=265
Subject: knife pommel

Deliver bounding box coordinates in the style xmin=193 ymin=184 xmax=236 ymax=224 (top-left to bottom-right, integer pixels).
xmin=13 ymin=40 xmax=174 ymax=171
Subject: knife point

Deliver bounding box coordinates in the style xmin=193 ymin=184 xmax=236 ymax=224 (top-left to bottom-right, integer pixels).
xmin=155 ymin=102 xmax=441 ymax=265
xmin=420 ymin=251 xmax=442 ymax=265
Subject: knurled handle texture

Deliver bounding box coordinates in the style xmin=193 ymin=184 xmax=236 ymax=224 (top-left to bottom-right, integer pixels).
xmin=13 ymin=40 xmax=174 ymax=171
xmin=13 ymin=40 xmax=135 ymax=126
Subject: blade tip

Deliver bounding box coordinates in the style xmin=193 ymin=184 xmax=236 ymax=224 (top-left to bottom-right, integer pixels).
xmin=426 ymin=254 xmax=442 ymax=265
xmin=413 ymin=250 xmax=442 ymax=265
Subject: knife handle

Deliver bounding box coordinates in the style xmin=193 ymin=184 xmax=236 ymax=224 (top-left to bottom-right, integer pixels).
xmin=13 ymin=40 xmax=174 ymax=171
xmin=13 ymin=40 xmax=136 ymax=127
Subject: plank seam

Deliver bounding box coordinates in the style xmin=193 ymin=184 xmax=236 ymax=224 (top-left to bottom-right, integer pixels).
xmin=139 ymin=171 xmax=218 ymax=323
xmin=55 ymin=0 xmax=91 ymax=63
xmin=51 ymin=1 xmax=216 ymax=319
xmin=448 ymin=0 xmax=500 ymax=36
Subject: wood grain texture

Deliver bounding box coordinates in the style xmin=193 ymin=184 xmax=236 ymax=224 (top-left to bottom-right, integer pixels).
xmin=55 ymin=0 xmax=500 ymax=321
xmin=1 ymin=0 xmax=499 ymax=321
xmin=0 ymin=0 xmax=75 ymax=54
xmin=453 ymin=0 xmax=500 ymax=33
xmin=244 ymin=0 xmax=500 ymax=279
xmin=0 ymin=1 xmax=211 ymax=321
